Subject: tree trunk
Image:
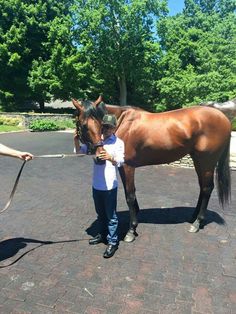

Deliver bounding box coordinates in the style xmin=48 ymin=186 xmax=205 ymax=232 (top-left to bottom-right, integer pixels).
xmin=39 ymin=99 xmax=45 ymax=111
xmin=118 ymin=71 xmax=127 ymax=106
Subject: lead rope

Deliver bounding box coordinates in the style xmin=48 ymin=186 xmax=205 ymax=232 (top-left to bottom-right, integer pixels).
xmin=0 ymin=153 xmax=86 ymax=214
xmin=0 ymin=160 xmax=27 ymax=214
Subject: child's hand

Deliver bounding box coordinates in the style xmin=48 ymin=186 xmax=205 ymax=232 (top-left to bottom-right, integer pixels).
xmin=74 ymin=129 xmax=79 ymax=140
xmin=98 ymin=150 xmax=113 ymax=161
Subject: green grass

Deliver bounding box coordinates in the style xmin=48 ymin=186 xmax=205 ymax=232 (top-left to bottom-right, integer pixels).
xmin=0 ymin=125 xmax=24 ymax=132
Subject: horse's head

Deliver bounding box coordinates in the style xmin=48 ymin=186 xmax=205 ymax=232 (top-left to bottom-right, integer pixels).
xmin=72 ymin=96 xmax=107 ymax=154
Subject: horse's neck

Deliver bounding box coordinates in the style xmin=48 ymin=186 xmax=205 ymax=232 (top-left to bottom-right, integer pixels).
xmin=105 ymin=104 xmax=130 ymax=118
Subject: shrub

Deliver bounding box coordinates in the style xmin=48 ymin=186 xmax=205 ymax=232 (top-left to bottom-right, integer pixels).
xmin=0 ymin=116 xmax=22 ymax=126
xmin=29 ymin=119 xmax=61 ymax=132
xmin=55 ymin=119 xmax=75 ymax=129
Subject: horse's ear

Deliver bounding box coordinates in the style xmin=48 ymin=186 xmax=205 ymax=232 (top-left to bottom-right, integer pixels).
xmin=96 ymin=101 xmax=107 ymax=120
xmin=72 ymin=98 xmax=84 ymax=112
xmin=93 ymin=95 xmax=103 ymax=107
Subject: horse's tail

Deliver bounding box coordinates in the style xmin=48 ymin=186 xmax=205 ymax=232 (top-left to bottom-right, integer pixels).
xmin=216 ymin=139 xmax=231 ymax=208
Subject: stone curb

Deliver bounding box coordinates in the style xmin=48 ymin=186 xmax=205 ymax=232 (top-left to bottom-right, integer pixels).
xmin=169 ymin=154 xmax=236 ymax=171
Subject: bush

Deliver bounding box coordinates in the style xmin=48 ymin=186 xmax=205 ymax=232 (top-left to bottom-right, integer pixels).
xmin=55 ymin=119 xmax=75 ymax=129
xmin=29 ymin=119 xmax=61 ymax=132
xmin=0 ymin=116 xmax=22 ymax=126
xmin=29 ymin=118 xmax=75 ymax=132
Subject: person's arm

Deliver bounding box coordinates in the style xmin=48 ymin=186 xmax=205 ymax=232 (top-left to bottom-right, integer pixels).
xmin=112 ymin=140 xmax=125 ymax=167
xmin=0 ymin=144 xmax=33 ymax=160
xmin=98 ymin=139 xmax=125 ymax=166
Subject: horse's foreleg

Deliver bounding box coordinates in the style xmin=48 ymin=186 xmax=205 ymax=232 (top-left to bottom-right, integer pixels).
xmin=119 ymin=165 xmax=139 ymax=242
xmin=190 ymin=158 xmax=215 ymax=232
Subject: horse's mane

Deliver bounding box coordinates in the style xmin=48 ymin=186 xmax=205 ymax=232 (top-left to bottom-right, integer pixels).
xmin=104 ymin=103 xmax=146 ymax=119
xmin=106 ymin=104 xmax=145 ymax=111
xmin=75 ymin=99 xmax=145 ymax=121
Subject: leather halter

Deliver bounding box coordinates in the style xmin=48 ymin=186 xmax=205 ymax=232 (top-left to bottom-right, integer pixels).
xmin=93 ymin=141 xmax=104 ymax=147
xmin=76 ymin=120 xmax=104 ymax=148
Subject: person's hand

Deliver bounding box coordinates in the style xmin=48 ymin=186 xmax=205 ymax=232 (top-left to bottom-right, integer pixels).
xmin=18 ymin=152 xmax=34 ymax=161
xmin=73 ymin=129 xmax=81 ymax=154
xmin=74 ymin=129 xmax=79 ymax=140
xmin=98 ymin=150 xmax=113 ymax=162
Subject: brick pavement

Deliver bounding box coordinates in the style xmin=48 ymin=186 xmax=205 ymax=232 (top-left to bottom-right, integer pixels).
xmin=0 ymin=131 xmax=236 ymax=314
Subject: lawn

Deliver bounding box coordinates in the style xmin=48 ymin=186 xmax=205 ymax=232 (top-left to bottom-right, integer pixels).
xmin=0 ymin=125 xmax=25 ymax=132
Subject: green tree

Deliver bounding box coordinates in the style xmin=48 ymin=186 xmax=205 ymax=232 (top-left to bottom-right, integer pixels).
xmin=0 ymin=0 xmax=79 ymax=111
xmin=73 ymin=0 xmax=167 ymax=106
xmin=155 ymin=0 xmax=236 ymax=110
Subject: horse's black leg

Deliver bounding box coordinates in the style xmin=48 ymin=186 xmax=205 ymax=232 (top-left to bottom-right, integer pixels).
xmin=189 ymin=183 xmax=214 ymax=233
xmin=118 ymin=165 xmax=139 ymax=242
xmin=190 ymin=156 xmax=215 ymax=232
xmin=190 ymin=193 xmax=202 ymax=223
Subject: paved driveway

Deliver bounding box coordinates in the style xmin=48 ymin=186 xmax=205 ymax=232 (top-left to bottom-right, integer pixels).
xmin=0 ymin=131 xmax=236 ymax=313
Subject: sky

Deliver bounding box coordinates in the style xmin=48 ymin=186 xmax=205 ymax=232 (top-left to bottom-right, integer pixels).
xmin=168 ymin=0 xmax=185 ymax=15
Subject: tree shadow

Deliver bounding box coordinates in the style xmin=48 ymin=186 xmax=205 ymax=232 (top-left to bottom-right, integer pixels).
xmin=0 ymin=237 xmax=85 ymax=266
xmin=86 ymin=206 xmax=225 ymax=240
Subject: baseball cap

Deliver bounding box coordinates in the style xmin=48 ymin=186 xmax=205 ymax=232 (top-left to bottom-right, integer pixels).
xmin=102 ymin=114 xmax=117 ymax=127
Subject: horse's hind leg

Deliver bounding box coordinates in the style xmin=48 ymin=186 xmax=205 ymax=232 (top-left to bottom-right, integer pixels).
xmin=189 ymin=155 xmax=215 ymax=233
xmin=119 ymin=165 xmax=139 ymax=242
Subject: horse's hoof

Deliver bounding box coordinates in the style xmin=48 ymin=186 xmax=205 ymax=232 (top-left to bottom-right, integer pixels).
xmin=188 ymin=223 xmax=200 ymax=233
xmin=124 ymin=231 xmax=135 ymax=243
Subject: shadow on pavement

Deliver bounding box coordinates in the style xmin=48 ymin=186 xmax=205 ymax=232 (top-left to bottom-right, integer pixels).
xmin=0 ymin=237 xmax=87 ymax=266
xmin=137 ymin=207 xmax=225 ymax=226
xmin=86 ymin=207 xmax=225 ymax=240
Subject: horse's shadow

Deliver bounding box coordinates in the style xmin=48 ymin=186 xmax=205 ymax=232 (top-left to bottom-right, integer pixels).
xmin=86 ymin=206 xmax=225 ymax=239
xmin=0 ymin=207 xmax=225 ymax=264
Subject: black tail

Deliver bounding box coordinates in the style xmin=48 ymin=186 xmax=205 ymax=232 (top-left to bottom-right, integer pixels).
xmin=216 ymin=139 xmax=231 ymax=208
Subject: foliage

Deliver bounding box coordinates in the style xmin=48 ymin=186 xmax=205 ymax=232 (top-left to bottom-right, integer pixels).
xmin=29 ymin=118 xmax=74 ymax=131
xmin=54 ymin=118 xmax=75 ymax=129
xmin=155 ymin=0 xmax=236 ymax=110
xmin=29 ymin=119 xmax=61 ymax=131
xmin=0 ymin=0 xmax=236 ymax=112
xmin=0 ymin=0 xmax=83 ymax=111
xmin=0 ymin=115 xmax=22 ymax=125
xmin=73 ymin=0 xmax=168 ymax=106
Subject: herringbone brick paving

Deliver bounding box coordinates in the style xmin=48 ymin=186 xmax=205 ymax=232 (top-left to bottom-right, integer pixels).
xmin=0 ymin=131 xmax=236 ymax=314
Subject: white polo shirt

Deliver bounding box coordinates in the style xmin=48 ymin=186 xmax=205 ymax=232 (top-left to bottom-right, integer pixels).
xmin=79 ymin=134 xmax=125 ymax=191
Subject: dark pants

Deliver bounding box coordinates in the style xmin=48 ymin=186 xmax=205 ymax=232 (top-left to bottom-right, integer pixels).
xmin=92 ymin=187 xmax=118 ymax=245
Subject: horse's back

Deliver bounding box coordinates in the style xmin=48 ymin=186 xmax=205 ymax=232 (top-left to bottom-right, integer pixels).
xmin=146 ymin=105 xmax=231 ymax=136
xmin=156 ymin=106 xmax=231 ymax=149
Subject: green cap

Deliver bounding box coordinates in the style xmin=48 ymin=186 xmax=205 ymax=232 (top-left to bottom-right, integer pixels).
xmin=102 ymin=114 xmax=117 ymax=127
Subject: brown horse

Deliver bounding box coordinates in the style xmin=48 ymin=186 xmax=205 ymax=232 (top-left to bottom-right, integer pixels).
xmin=72 ymin=96 xmax=231 ymax=242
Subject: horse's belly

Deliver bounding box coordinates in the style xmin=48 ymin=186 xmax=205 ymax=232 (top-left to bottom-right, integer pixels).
xmin=126 ymin=149 xmax=189 ymax=167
